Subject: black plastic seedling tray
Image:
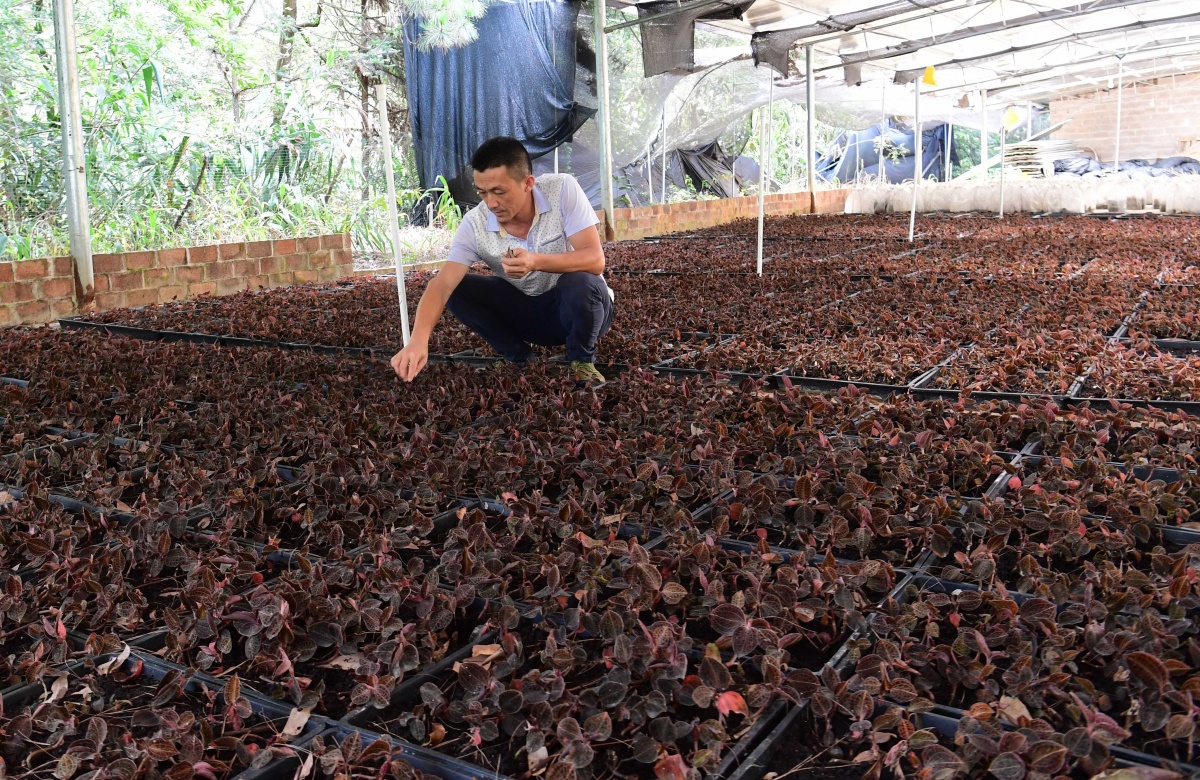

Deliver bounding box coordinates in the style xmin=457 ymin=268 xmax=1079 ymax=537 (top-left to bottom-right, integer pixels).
xmin=345 ymin=631 xmax=790 ymax=780
xmin=1068 ymin=396 xmax=1200 ymax=415
xmin=929 ymin=702 xmax=1200 ymax=777
xmin=60 ymin=315 xmax=390 ymax=359
xmin=1 ymin=648 xmax=328 ymax=780
xmin=60 ymin=316 xmax=225 ymax=345
xmin=313 ymin=724 xmax=524 ymax=780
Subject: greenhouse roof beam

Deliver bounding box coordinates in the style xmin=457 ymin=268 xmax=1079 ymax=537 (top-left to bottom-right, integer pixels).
xmin=927 ymin=36 xmax=1200 ymax=97
xmin=878 ymin=10 xmax=1200 ymax=82
xmin=821 ymin=0 xmax=1172 ymax=73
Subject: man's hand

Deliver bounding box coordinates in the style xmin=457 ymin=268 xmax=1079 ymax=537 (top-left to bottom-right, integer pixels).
xmin=391 ymin=341 xmax=429 ymax=382
xmin=501 ymin=247 xmax=539 ymax=279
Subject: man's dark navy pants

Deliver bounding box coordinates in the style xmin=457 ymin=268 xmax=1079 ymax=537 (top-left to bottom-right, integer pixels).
xmin=446 ymin=272 xmax=615 ymax=364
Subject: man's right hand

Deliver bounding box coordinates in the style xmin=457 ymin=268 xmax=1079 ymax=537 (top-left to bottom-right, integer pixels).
xmin=391 ymin=341 xmax=429 ymax=382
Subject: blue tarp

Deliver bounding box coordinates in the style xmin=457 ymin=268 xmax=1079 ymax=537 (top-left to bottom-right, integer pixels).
xmin=403 ymin=0 xmax=594 ymax=208
xmin=817 ymin=120 xmax=958 ymax=185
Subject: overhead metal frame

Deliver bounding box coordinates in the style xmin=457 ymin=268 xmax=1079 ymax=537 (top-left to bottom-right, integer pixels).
xmin=881 ymin=9 xmax=1200 ymax=85
xmin=821 ymin=0 xmax=1168 ymax=74
xmin=707 ymin=0 xmax=1200 ymax=102
xmin=926 ymin=35 xmax=1200 ymax=98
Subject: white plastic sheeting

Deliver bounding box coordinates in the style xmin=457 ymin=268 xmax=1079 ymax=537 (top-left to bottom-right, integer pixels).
xmin=681 ymin=0 xmax=1200 ymax=104
xmin=845 ymin=178 xmax=1200 ymax=215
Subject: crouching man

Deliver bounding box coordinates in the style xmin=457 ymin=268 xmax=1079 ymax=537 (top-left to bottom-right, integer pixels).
xmin=390 ymin=136 xmax=614 ymax=384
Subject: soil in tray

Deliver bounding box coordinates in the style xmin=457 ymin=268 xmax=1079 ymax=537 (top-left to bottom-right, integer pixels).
xmin=362 ymin=503 xmax=607 ymax=601
xmin=530 ymin=475 xmax=721 ymax=522
xmin=756 ymin=709 xmax=1112 ymax=780
xmin=943 ymin=506 xmax=1197 ymax=596
xmin=246 ymin=662 xmax=363 ymax=720
xmin=0 ymin=661 xmax=300 ymax=779
xmin=708 ymin=495 xmax=966 ymax=568
xmin=360 ymin=622 xmax=759 ymax=780
xmin=170 ymin=581 xmax=490 ymax=715
xmin=872 ymin=582 xmax=1200 ymax=766
xmin=752 ymin=711 xmax=899 ymax=780
xmin=1028 ymin=405 xmax=1200 ymax=467
xmin=0 ymin=629 xmax=73 ymax=690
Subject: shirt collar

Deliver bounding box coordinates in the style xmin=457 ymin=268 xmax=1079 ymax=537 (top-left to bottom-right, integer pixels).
xmin=486 ymin=182 xmax=551 ymax=235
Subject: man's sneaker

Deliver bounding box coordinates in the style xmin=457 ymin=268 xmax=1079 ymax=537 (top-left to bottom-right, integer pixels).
xmin=570 ymin=361 xmax=606 ymax=384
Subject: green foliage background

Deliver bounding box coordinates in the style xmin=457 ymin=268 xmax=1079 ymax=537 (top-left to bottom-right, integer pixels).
xmin=0 ymin=0 xmax=473 ymax=260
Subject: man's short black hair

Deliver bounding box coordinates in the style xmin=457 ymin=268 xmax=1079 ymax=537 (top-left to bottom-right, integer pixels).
xmin=471 ymin=136 xmax=533 ymax=180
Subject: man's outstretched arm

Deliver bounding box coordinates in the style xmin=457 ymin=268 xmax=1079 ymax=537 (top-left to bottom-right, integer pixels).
xmin=391 ymin=261 xmax=469 ymax=381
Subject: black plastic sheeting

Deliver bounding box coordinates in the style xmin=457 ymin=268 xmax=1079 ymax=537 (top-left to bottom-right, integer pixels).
xmin=750 ymin=0 xmax=951 ymax=76
xmin=1054 ymin=155 xmax=1200 ymax=178
xmin=682 ymin=142 xmax=748 ymax=197
xmin=612 ymin=142 xmax=753 ymax=207
xmin=613 ymin=144 xmax=774 ymax=208
xmin=638 ymin=0 xmax=754 ymax=77
xmin=816 ymin=120 xmax=958 ymax=184
xmin=403 ymin=0 xmax=594 ymax=209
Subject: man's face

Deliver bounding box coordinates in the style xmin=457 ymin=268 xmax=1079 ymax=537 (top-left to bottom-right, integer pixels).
xmin=474 ymin=166 xmax=534 ymax=223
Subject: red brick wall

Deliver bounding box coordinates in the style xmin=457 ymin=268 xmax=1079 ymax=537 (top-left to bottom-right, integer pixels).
xmin=0 ymin=234 xmax=352 ymax=327
xmin=609 ymin=190 xmax=849 ymax=241
xmin=1050 ymin=73 xmax=1200 ymax=163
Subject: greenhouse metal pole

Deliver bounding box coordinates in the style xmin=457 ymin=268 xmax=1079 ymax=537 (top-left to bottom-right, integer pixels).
xmin=999 ymin=127 xmax=1007 ymax=218
xmin=756 ymin=74 xmax=774 ymax=276
xmin=945 ymin=119 xmax=953 ymax=180
xmin=596 ymin=1 xmax=615 ymax=234
xmin=645 ymin=138 xmax=653 ymax=204
xmin=908 ymin=80 xmax=921 ymax=242
xmin=661 ymin=112 xmax=667 ymax=203
xmin=376 ymin=82 xmax=411 ymax=346
xmin=52 ymin=0 xmax=94 ymax=303
xmin=1114 ymin=56 xmax=1124 ymax=171
xmin=806 ymin=45 xmax=817 ymax=197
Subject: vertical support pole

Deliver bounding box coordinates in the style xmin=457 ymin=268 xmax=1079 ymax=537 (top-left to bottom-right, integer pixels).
xmin=908 ymin=79 xmax=921 ymax=243
xmin=645 ymin=138 xmax=653 ymax=204
xmin=1025 ymin=101 xmax=1032 ymax=141
xmin=52 ymin=0 xmax=94 ymax=305
xmin=376 ymin=82 xmax=411 ymax=346
xmin=805 ymin=45 xmax=817 ymax=197
xmin=1114 ymin=56 xmax=1124 ymax=171
xmin=595 ymin=0 xmax=615 ymax=235
xmin=980 ymin=89 xmax=988 ymax=170
xmin=661 ymin=110 xmax=667 ymax=203
xmin=999 ymin=124 xmax=1007 ymax=219
xmin=756 ymin=73 xmax=774 ymax=276
xmin=945 ymin=119 xmax=953 ymax=181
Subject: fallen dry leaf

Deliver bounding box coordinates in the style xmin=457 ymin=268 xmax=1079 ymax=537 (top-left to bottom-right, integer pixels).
xmin=281 ymin=706 xmax=313 ymax=738
xmin=1092 ymin=768 xmax=1183 ymax=780
xmin=45 ymin=674 xmax=69 ymax=704
xmin=97 ymin=645 xmax=131 ymax=675
xmin=997 ymin=695 xmax=1031 ymax=725
xmin=318 ymin=653 xmax=366 ymax=670
xmin=471 ymin=644 xmax=503 ymax=658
